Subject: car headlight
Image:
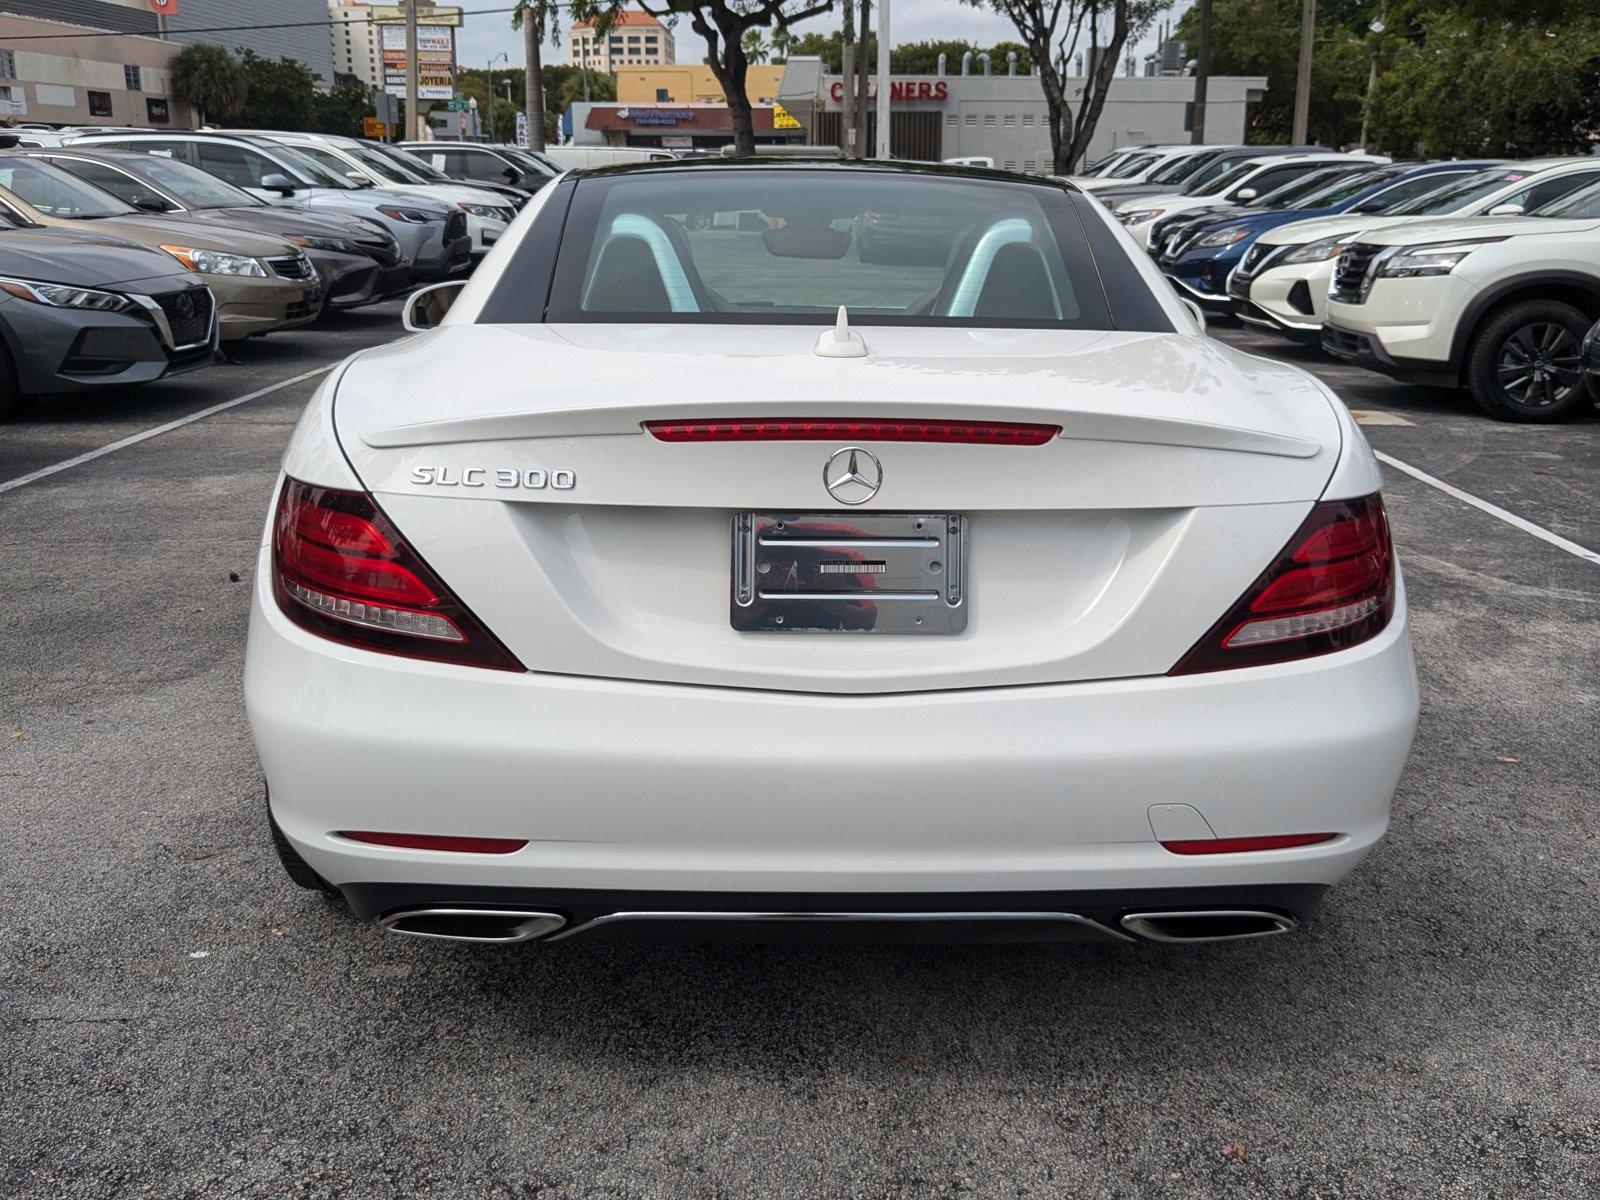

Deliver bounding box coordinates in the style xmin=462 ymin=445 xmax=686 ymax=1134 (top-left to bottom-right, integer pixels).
xmin=458 ymin=202 xmax=514 ymax=222
xmin=1195 ymin=227 xmax=1252 ymax=248
xmin=289 ymin=235 xmax=355 ymax=253
xmin=0 ymin=275 xmax=138 ymax=313
xmin=1118 ymin=208 xmax=1163 ymax=225
xmin=160 ymin=245 xmax=268 ymax=278
xmin=1375 ymin=239 xmax=1504 ymax=280
xmin=379 ymin=205 xmax=441 ymax=224
xmin=1281 ymin=238 xmax=1349 ymax=265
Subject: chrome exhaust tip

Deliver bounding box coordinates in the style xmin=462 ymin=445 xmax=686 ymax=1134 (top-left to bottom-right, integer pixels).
xmin=378 ymin=907 xmax=566 ymax=944
xmin=1119 ymin=910 xmax=1297 ymax=944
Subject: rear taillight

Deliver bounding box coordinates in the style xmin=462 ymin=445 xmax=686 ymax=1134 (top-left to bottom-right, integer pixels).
xmin=271 ymin=478 xmax=523 ymax=671
xmin=1171 ymin=493 xmax=1394 ymax=675
xmin=644 ymin=419 xmax=1058 ymax=445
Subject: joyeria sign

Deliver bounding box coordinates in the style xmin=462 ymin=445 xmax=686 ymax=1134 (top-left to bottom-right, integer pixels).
xmin=829 ymin=79 xmax=950 ymax=103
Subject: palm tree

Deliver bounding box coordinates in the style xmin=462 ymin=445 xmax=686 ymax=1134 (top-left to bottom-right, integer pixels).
xmin=771 ymin=23 xmax=795 ymax=63
xmin=170 ymin=43 xmax=246 ymax=127
xmin=742 ymin=29 xmax=770 ymax=66
xmin=511 ymin=3 xmax=551 ymax=151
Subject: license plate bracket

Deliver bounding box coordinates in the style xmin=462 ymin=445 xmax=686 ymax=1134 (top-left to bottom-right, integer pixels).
xmin=731 ymin=512 xmax=967 ymax=634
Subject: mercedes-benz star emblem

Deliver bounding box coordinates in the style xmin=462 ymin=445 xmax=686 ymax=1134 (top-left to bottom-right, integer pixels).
xmin=823 ymin=446 xmax=881 ymax=505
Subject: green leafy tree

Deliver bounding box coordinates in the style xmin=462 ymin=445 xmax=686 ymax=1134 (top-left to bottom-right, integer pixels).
xmin=312 ymin=73 xmax=373 ymax=137
xmin=742 ymin=28 xmax=771 ymax=64
xmin=169 ymin=42 xmax=247 ymax=126
xmin=1173 ymin=0 xmax=1366 ymax=146
xmin=234 ymin=52 xmax=317 ymax=131
xmin=1366 ymin=11 xmax=1600 ymax=156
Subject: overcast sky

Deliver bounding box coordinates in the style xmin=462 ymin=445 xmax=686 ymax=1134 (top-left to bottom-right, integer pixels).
xmin=450 ymin=0 xmax=1193 ymax=74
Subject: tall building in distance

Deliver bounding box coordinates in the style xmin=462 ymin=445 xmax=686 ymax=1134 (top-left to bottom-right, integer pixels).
xmin=328 ymin=0 xmax=384 ymax=89
xmin=134 ymin=0 xmax=336 ymax=86
xmin=568 ymin=10 xmax=675 ymax=73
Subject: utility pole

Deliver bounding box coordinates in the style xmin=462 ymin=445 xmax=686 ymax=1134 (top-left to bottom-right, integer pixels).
xmin=855 ymin=0 xmax=870 ymax=158
xmin=1359 ymin=0 xmax=1387 ymax=149
xmin=874 ymin=0 xmax=890 ymax=157
xmin=840 ymin=0 xmax=855 ymax=157
xmin=1190 ymin=0 xmax=1211 ymax=144
xmin=1292 ymin=0 xmax=1315 ymax=145
xmin=405 ymin=0 xmax=422 ymax=139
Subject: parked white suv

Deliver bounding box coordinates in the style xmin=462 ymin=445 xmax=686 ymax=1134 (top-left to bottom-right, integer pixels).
xmin=1322 ymin=179 xmax=1600 ymax=421
xmin=1114 ymin=154 xmax=1369 ymax=248
xmin=1233 ymin=159 xmax=1600 ymax=340
xmin=1070 ymin=145 xmax=1227 ymax=193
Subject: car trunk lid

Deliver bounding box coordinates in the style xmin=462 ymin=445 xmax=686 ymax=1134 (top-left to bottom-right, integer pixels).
xmin=328 ymin=324 xmax=1345 ymax=694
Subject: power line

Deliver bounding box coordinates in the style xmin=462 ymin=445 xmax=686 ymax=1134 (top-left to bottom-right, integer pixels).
xmin=0 ymin=5 xmax=586 ymax=41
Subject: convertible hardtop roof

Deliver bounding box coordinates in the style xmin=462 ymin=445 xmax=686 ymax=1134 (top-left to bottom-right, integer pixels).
xmin=569 ymin=156 xmax=1082 ymax=191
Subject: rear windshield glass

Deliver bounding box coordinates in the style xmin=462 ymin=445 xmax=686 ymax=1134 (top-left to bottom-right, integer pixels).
xmin=543 ymin=169 xmax=1114 ymax=328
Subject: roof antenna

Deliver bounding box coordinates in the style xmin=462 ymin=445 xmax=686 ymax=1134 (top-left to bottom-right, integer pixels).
xmin=814 ymin=305 xmax=867 ymax=358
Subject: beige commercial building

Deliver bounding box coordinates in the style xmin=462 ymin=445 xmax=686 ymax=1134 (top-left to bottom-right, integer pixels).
xmin=568 ymin=10 xmax=674 ymax=72
xmin=616 ymin=64 xmax=786 ymax=106
xmin=328 ymin=0 xmax=385 ymax=90
xmin=0 ymin=11 xmax=197 ymax=130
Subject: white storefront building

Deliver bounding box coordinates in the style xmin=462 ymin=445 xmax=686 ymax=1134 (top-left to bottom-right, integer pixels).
xmin=776 ymin=57 xmax=1268 ymax=174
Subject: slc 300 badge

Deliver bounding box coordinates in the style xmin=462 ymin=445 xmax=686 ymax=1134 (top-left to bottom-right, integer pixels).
xmin=410 ymin=466 xmax=575 ymax=490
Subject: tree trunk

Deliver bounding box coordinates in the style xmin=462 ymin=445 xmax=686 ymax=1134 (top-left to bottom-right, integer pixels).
xmin=840 ymin=0 xmax=855 ymax=156
xmin=1065 ymin=0 xmax=1130 ymax=170
xmin=694 ymin=9 xmax=756 ymax=156
xmin=1039 ymin=65 xmax=1068 ymax=174
xmin=524 ymin=12 xmax=545 ymax=150
xmin=855 ymin=0 xmax=871 ymax=158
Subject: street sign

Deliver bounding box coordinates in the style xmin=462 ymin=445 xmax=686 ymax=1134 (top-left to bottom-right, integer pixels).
xmin=772 ymin=103 xmax=801 ymax=131
xmin=363 ymin=116 xmax=388 ymax=138
xmin=370 ymin=4 xmax=463 ymax=26
xmin=515 ymin=111 xmax=529 ymax=149
xmin=373 ymin=90 xmax=397 ymax=126
xmin=148 ymin=0 xmax=178 ymax=13
xmin=446 ymin=98 xmax=468 ymax=111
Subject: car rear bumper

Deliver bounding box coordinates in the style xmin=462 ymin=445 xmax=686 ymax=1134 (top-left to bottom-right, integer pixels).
xmin=247 ymin=549 xmax=1419 ymax=904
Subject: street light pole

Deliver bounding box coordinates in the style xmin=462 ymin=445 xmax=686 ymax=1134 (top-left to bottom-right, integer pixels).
xmin=874 ymin=0 xmax=890 ymax=158
xmin=405 ymin=0 xmax=421 ymax=139
xmin=1190 ymin=0 xmax=1212 ymax=144
xmin=1293 ymin=0 xmax=1316 ymax=145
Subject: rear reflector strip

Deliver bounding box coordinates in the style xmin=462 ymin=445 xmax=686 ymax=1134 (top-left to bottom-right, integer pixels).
xmin=1161 ymin=833 xmax=1337 ymax=855
xmin=644 ymin=419 xmax=1059 ymax=445
xmin=340 ymin=831 xmax=528 ymax=855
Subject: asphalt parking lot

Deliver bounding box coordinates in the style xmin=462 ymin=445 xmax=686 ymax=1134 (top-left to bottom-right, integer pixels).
xmin=2 ymin=311 xmax=1596 ymax=1198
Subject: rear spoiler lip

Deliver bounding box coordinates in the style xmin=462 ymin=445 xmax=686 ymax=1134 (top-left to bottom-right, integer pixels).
xmin=361 ymin=407 xmax=1322 ymax=460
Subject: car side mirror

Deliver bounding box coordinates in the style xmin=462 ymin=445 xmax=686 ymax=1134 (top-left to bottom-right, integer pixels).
xmin=1179 ymin=297 xmax=1207 ymax=333
xmin=260 ymin=173 xmax=297 ymax=196
xmin=503 ymin=166 xmax=520 ymax=183
xmin=134 ymin=197 xmax=170 ymax=212
xmin=1487 ymin=202 xmax=1523 ymax=216
xmin=1352 ymin=197 xmax=1389 ymax=213
xmin=402 ymin=280 xmax=467 ymax=332
xmin=1234 ymin=187 xmax=1257 ymax=203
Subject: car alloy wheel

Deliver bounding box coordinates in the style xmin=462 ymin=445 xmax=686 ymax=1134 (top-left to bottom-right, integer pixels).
xmin=1468 ymin=299 xmax=1594 ymax=423
xmin=1496 ymin=322 xmax=1582 ymax=409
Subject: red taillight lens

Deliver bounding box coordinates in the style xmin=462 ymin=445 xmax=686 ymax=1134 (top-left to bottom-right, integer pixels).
xmin=1170 ymin=493 xmax=1395 ymax=675
xmin=1161 ymin=832 xmax=1338 ymax=855
xmin=339 ymin=831 xmax=528 ymax=854
xmin=644 ymin=419 xmax=1059 ymax=446
xmin=271 ymin=478 xmax=524 ymax=671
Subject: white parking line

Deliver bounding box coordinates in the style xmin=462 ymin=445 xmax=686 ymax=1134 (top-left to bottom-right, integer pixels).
xmin=0 ymin=365 xmax=335 ymax=497
xmin=1376 ymin=451 xmax=1600 ymax=566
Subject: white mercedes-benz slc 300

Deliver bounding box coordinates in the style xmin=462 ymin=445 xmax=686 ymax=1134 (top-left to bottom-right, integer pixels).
xmin=245 ymin=160 xmax=1419 ymax=947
